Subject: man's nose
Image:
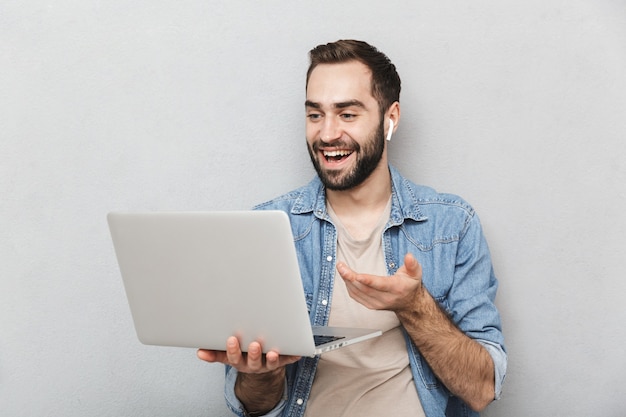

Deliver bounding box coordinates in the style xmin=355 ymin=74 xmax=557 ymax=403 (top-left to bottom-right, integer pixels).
xmin=320 ymin=117 xmax=341 ymax=142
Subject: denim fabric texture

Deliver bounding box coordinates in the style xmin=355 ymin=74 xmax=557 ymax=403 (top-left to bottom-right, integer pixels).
xmin=224 ymin=165 xmax=506 ymax=417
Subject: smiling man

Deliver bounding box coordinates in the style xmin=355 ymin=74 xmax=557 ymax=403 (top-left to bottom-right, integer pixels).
xmin=305 ymin=60 xmax=391 ymax=193
xmin=198 ymin=40 xmax=507 ymax=417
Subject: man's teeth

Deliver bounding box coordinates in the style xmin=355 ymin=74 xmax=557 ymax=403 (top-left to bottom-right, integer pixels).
xmin=323 ymin=150 xmax=352 ymax=157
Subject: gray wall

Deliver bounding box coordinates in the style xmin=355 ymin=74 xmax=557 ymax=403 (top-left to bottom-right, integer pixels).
xmin=2 ymin=1 xmax=625 ymax=416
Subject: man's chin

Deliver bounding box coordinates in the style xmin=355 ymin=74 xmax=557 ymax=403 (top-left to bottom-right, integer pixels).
xmin=319 ymin=170 xmax=362 ymax=191
xmin=311 ymin=156 xmax=372 ymax=191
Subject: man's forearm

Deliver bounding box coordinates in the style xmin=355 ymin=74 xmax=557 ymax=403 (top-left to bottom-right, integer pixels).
xmin=396 ymin=286 xmax=495 ymax=411
xmin=235 ymin=368 xmax=286 ymax=415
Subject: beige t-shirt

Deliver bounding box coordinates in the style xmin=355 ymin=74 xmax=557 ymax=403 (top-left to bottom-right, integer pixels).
xmin=304 ymin=200 xmax=425 ymax=417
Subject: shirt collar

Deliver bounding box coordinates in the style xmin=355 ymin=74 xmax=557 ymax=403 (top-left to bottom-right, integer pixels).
xmin=290 ymin=165 xmax=428 ymax=223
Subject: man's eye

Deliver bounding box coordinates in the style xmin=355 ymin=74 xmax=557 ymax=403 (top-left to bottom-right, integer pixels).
xmin=341 ymin=114 xmax=356 ymax=120
xmin=307 ymin=113 xmax=322 ymax=121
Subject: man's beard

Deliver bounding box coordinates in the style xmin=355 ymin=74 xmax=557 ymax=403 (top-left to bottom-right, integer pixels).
xmin=307 ymin=119 xmax=385 ymax=191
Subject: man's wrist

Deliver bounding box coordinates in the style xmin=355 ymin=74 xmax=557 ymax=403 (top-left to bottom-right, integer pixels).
xmin=396 ymin=282 xmax=430 ymax=319
xmin=236 ymin=368 xmax=286 ymax=415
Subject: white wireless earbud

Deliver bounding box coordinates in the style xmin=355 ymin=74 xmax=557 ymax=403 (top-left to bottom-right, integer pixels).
xmin=386 ymin=119 xmax=394 ymax=141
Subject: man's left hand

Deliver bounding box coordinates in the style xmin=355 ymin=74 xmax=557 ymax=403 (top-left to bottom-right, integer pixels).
xmin=336 ymin=253 xmax=423 ymax=312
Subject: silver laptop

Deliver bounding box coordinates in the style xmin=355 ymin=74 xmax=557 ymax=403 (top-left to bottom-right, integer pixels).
xmin=107 ymin=210 xmax=382 ymax=356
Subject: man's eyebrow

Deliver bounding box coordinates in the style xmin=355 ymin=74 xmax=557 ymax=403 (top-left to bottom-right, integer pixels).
xmin=334 ymin=100 xmax=366 ymax=109
xmin=305 ymin=100 xmax=321 ymax=109
xmin=304 ymin=99 xmax=367 ymax=109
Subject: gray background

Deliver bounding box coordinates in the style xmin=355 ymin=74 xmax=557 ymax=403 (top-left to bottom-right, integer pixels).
xmin=2 ymin=1 xmax=625 ymax=416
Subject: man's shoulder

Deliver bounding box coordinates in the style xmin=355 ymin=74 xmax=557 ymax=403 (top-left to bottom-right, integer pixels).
xmin=253 ymin=177 xmax=321 ymax=213
xmin=392 ymin=168 xmax=475 ymax=217
xmin=253 ymin=187 xmax=304 ymax=211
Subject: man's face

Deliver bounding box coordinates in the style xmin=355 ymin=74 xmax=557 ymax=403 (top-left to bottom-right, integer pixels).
xmin=305 ymin=61 xmax=386 ymax=191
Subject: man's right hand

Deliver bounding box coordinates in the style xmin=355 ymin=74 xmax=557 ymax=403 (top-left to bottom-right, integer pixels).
xmin=196 ymin=336 xmax=301 ymax=374
xmin=198 ymin=337 xmax=301 ymax=414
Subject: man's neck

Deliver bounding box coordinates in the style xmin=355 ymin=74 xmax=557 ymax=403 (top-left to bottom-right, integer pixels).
xmin=325 ymin=162 xmax=392 ymax=240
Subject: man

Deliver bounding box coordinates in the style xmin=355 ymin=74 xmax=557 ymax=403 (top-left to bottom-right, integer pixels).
xmin=198 ymin=40 xmax=506 ymax=417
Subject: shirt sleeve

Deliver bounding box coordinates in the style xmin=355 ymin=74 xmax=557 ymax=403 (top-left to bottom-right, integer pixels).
xmin=476 ymin=338 xmax=507 ymax=399
xmin=224 ymin=365 xmax=288 ymax=417
xmin=451 ymin=211 xmax=508 ymax=399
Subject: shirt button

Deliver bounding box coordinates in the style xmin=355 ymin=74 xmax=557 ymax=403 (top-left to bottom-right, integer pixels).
xmin=297 ymin=398 xmax=304 ymax=405
xmin=326 ymin=256 xmax=333 ymax=262
xmin=321 ymin=299 xmax=328 ymax=306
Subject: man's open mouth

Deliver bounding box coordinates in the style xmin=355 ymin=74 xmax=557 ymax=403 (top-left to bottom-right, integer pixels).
xmin=323 ymin=150 xmax=353 ymax=162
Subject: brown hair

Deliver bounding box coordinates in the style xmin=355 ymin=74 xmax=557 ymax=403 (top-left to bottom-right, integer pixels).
xmin=306 ymin=40 xmax=401 ymax=115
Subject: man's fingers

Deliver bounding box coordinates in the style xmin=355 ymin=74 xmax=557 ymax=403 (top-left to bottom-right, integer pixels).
xmin=225 ymin=336 xmax=244 ymax=366
xmin=197 ymin=337 xmax=301 ymax=375
xmin=402 ymin=253 xmax=422 ymax=279
xmin=336 ymin=262 xmax=356 ymax=282
xmin=197 ymin=349 xmax=222 ymax=363
xmin=246 ymin=342 xmax=264 ymax=372
xmin=265 ymin=351 xmax=280 ymax=370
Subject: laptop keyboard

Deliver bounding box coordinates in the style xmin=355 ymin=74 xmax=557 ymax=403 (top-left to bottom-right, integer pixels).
xmin=313 ymin=335 xmax=345 ymax=346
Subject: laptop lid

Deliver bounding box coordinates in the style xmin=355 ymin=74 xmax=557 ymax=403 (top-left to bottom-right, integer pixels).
xmin=107 ymin=210 xmax=381 ymax=356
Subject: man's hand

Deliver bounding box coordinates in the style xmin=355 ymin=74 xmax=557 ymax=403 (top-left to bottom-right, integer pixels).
xmin=196 ymin=336 xmax=301 ymax=373
xmin=338 ymin=252 xmax=496 ymax=411
xmin=198 ymin=337 xmax=301 ymax=414
xmin=336 ymin=252 xmax=424 ymax=313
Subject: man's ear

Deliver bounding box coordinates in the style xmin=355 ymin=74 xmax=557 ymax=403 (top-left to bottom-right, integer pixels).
xmin=385 ymin=102 xmax=401 ymax=141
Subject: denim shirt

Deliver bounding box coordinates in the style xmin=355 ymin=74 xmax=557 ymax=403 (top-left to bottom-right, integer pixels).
xmin=223 ymin=165 xmax=507 ymax=417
